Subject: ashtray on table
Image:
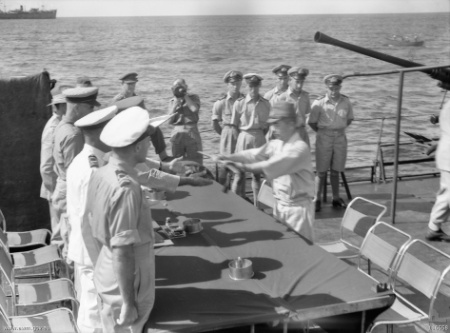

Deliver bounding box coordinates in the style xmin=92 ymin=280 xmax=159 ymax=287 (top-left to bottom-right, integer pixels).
xmin=229 ymin=257 xmax=254 ymax=280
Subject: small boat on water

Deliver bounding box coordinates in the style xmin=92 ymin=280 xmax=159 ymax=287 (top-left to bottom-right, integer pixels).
xmin=386 ymin=34 xmax=424 ymax=47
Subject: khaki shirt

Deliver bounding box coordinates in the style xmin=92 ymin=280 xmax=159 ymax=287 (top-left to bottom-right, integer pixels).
xmin=53 ymin=120 xmax=84 ymax=182
xmin=276 ymin=88 xmax=311 ymax=128
xmin=309 ymin=94 xmax=354 ymax=130
xmin=83 ymin=156 xmax=154 ymax=265
xmin=231 ymin=94 xmax=271 ymax=131
xmin=264 ymin=86 xmax=287 ymax=104
xmin=111 ymin=92 xmax=146 ymax=108
xmin=135 ymin=158 xmax=180 ymax=193
xmin=40 ymin=114 xmax=60 ymax=199
xmin=436 ymin=100 xmax=450 ymax=171
xmin=230 ymin=132 xmax=315 ymax=204
xmin=211 ymin=92 xmax=244 ymax=124
xmin=168 ymin=94 xmax=201 ymax=125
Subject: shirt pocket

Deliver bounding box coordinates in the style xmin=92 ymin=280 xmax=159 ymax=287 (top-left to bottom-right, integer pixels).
xmin=336 ymin=107 xmax=349 ymax=119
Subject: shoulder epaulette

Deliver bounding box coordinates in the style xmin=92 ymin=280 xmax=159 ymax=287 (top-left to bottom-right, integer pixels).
xmin=115 ymin=169 xmax=131 ymax=187
xmin=217 ymin=93 xmax=227 ymax=101
xmin=315 ymin=95 xmax=325 ymax=100
xmin=236 ymin=96 xmax=245 ymax=101
xmin=341 ymin=94 xmax=348 ymax=98
xmin=88 ymin=155 xmax=99 ymax=169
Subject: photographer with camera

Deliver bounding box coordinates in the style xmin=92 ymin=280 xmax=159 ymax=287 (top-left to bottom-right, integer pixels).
xmin=168 ymin=79 xmax=203 ymax=165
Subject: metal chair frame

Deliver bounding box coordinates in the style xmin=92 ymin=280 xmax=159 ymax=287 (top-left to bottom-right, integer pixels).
xmin=0 ymin=286 xmax=79 ymax=333
xmin=317 ymin=197 xmax=387 ymax=261
xmin=0 ymin=242 xmax=77 ymax=316
xmin=368 ymin=239 xmax=450 ymax=333
xmin=0 ymin=208 xmax=51 ymax=251
xmin=0 ymin=233 xmax=68 ymax=280
xmin=358 ymin=221 xmax=412 ymax=279
xmin=256 ymin=179 xmax=275 ymax=213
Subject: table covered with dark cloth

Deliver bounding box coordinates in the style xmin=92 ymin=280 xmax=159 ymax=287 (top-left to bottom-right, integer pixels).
xmin=145 ymin=183 xmax=394 ymax=332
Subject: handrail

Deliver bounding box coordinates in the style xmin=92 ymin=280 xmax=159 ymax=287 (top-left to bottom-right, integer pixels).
xmin=342 ymin=64 xmax=450 ymax=224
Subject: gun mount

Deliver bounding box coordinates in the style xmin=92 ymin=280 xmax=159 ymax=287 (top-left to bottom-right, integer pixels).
xmin=314 ymin=32 xmax=450 ymax=90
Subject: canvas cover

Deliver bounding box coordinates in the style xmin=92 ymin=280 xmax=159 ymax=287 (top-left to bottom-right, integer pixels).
xmin=0 ymin=72 xmax=53 ymax=231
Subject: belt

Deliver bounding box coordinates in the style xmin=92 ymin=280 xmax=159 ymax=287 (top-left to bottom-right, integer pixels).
xmin=318 ymin=128 xmax=345 ymax=135
xmin=174 ymin=123 xmax=197 ymax=128
xmin=241 ymin=128 xmax=263 ymax=133
xmin=223 ymin=123 xmax=237 ymax=127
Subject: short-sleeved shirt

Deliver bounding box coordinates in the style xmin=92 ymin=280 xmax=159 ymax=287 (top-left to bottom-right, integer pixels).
xmin=135 ymin=158 xmax=180 ymax=193
xmin=309 ymin=94 xmax=354 ymax=130
xmin=229 ymin=132 xmax=315 ymax=204
xmin=231 ymin=95 xmax=271 ymax=131
xmin=168 ymin=94 xmax=201 ymax=125
xmin=436 ymin=100 xmax=450 ymax=171
xmin=276 ymin=88 xmax=311 ymax=127
xmin=66 ymin=144 xmax=106 ymax=265
xmin=53 ymin=120 xmax=84 ymax=181
xmin=40 ymin=113 xmax=61 ymax=199
xmin=264 ymin=86 xmax=287 ymax=104
xmin=83 ymin=157 xmax=154 ymax=265
xmin=111 ymin=92 xmax=146 ymax=108
xmin=211 ymin=92 xmax=244 ymax=124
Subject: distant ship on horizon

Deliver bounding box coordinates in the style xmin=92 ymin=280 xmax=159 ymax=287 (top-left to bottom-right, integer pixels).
xmin=0 ymin=4 xmax=56 ymax=19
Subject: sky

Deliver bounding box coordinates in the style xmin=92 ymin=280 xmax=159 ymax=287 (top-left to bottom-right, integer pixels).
xmin=2 ymin=0 xmax=449 ymax=17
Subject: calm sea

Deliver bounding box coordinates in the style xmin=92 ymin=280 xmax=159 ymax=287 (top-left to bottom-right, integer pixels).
xmin=1 ymin=13 xmax=449 ymax=176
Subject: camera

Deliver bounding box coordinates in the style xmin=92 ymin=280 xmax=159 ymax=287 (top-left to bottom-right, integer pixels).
xmin=173 ymin=85 xmax=187 ymax=98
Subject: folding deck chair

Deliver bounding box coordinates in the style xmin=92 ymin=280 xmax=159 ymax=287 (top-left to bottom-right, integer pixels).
xmin=367 ymin=239 xmax=450 ymax=332
xmin=0 ymin=233 xmax=68 ymax=280
xmin=0 ymin=243 xmax=77 ymax=316
xmin=0 ymin=208 xmax=51 ymax=252
xmin=256 ymin=180 xmax=275 ymax=215
xmin=357 ymin=221 xmax=412 ymax=279
xmin=317 ymin=197 xmax=387 ymax=264
xmin=0 ymin=286 xmax=79 ymax=333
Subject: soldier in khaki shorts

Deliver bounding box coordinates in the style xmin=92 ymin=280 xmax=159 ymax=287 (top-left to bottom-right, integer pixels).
xmin=231 ymin=73 xmax=271 ymax=200
xmin=211 ymin=70 xmax=244 ymax=185
xmin=308 ymin=74 xmax=354 ymax=212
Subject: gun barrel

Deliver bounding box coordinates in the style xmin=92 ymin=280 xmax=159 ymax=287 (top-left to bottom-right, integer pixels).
xmin=314 ymin=32 xmax=450 ymax=85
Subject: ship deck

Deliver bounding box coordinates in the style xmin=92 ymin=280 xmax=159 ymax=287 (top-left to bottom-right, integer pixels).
xmin=271 ymin=175 xmax=449 ymax=332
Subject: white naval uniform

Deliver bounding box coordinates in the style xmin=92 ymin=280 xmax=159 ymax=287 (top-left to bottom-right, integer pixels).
xmin=66 ymin=144 xmax=106 ymax=333
xmin=430 ymin=100 xmax=450 ymax=227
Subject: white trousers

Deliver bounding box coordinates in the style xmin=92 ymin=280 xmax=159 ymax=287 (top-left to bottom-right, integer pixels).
xmin=429 ymin=170 xmax=450 ymax=226
xmin=274 ymin=199 xmax=315 ymax=243
xmin=75 ymin=263 xmax=102 ymax=333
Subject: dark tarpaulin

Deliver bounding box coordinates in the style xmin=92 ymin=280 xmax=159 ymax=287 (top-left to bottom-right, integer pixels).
xmin=0 ymin=72 xmax=53 ymax=231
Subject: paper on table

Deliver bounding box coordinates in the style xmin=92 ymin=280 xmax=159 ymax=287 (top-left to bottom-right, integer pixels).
xmin=153 ymin=220 xmax=174 ymax=248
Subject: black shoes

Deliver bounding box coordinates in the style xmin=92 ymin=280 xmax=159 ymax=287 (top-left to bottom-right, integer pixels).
xmin=332 ymin=198 xmax=347 ymax=208
xmin=315 ymin=198 xmax=346 ymax=212
xmin=425 ymin=228 xmax=450 ymax=242
xmin=315 ymin=200 xmax=321 ymax=212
